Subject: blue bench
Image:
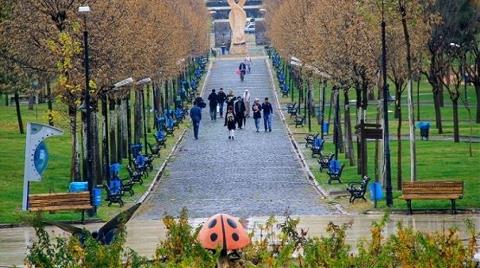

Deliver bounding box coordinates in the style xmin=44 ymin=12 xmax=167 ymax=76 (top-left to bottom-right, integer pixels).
xmin=327 ymin=160 xmax=344 ymax=184
xmin=318 ymin=152 xmax=335 ymax=173
xmin=154 ymin=130 xmax=167 ymax=148
xmin=311 ymin=137 xmax=324 ymax=158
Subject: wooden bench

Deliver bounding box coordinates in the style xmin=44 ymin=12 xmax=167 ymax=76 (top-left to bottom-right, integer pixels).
xmin=401 ymin=181 xmax=464 ymax=214
xmin=28 ymin=191 xmax=92 ymax=223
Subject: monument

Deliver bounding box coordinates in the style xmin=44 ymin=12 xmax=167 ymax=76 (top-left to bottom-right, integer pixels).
xmin=228 ymin=0 xmax=248 ymax=55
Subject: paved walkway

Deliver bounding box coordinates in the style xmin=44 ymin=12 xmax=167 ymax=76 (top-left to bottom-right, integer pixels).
xmin=135 ymin=58 xmax=336 ymax=220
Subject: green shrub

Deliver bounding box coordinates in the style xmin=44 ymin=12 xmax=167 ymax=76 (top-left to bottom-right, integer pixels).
xmin=24 ymin=212 xmax=478 ymax=267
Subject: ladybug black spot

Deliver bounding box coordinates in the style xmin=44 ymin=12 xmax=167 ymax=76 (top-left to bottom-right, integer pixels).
xmin=232 ymin=233 xmax=239 ymax=241
xmin=208 ymin=219 xmax=217 ymax=228
xmin=226 ymin=218 xmax=237 ymax=229
xmin=210 ymin=233 xmax=218 ymax=242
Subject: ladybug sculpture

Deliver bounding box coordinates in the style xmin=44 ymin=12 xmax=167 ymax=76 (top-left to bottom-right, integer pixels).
xmin=197 ymin=213 xmax=250 ymax=251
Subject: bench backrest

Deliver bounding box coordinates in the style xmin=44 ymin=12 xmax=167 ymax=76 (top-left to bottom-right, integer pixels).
xmin=402 ymin=181 xmax=464 ymax=195
xmin=109 ymin=178 xmax=122 ymax=195
xmin=329 ymin=160 xmax=342 ymax=173
xmin=313 ymin=138 xmax=324 ymax=149
xmin=155 ymin=130 xmax=166 ymax=140
xmin=29 ymin=192 xmax=91 ymax=209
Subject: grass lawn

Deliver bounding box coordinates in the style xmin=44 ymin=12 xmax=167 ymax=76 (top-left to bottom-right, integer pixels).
xmin=271 ymin=62 xmax=480 ymax=212
xmin=0 ymin=96 xmax=189 ymax=224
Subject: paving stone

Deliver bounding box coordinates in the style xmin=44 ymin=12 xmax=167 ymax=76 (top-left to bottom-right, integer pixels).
xmin=136 ymin=58 xmax=337 ymax=219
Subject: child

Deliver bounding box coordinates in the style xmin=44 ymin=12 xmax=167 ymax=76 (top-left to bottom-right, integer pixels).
xmin=224 ymin=106 xmax=236 ymax=140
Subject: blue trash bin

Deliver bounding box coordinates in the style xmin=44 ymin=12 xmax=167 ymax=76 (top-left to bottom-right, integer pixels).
xmin=417 ymin=121 xmax=430 ymax=140
xmin=322 ymin=122 xmax=330 ymax=134
xmin=69 ymin=181 xmax=88 ymax=192
xmin=369 ymin=181 xmax=384 ymax=201
xmin=93 ymin=187 xmax=102 ymax=207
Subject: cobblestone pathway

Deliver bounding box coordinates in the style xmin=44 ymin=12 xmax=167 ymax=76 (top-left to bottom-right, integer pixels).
xmin=136 ymin=58 xmax=336 ymax=219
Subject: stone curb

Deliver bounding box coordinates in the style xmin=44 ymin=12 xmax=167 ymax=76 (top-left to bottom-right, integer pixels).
xmin=264 ymin=57 xmax=348 ymax=215
xmin=135 ymin=60 xmax=214 ymax=213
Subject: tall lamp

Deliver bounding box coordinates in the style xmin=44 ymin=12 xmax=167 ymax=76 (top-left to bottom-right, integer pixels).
xmin=78 ymin=5 xmax=94 ymax=208
xmin=381 ymin=0 xmax=393 ymax=207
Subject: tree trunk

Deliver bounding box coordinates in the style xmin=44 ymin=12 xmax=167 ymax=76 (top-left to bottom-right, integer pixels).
xmin=134 ymin=90 xmax=143 ymax=144
xmin=399 ymin=0 xmax=416 ymax=182
xmin=4 ymin=93 xmax=9 ymax=106
xmin=433 ymin=89 xmax=443 ymax=133
xmin=406 ymin=79 xmax=417 ymax=182
xmin=121 ymin=99 xmax=128 ymax=159
xmin=396 ymin=95 xmax=402 ymax=190
xmin=475 ymin=83 xmax=480 ymax=123
xmin=69 ymin=105 xmax=81 ymax=181
xmin=307 ymin=79 xmax=312 ymax=132
xmin=344 ymin=89 xmax=354 ymax=166
xmin=47 ymin=80 xmax=54 ymax=126
xmin=146 ymin=86 xmax=152 ymax=133
xmin=333 ymin=89 xmax=344 ymax=155
xmin=327 ymin=88 xmax=334 ymax=135
xmin=14 ymin=91 xmax=24 ymax=134
xmin=91 ymin=112 xmax=101 ymax=185
xmin=28 ymin=93 xmax=34 ymax=110
xmin=394 ymin=82 xmax=401 ymax=119
xmin=109 ymin=98 xmax=117 ymax=163
xmin=452 ymin=98 xmax=460 ymax=143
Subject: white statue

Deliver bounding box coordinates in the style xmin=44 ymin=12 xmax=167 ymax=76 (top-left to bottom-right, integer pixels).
xmin=228 ymin=0 xmax=247 ymax=53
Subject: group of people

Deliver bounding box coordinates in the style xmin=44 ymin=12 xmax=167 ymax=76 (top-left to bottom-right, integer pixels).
xmin=190 ymin=88 xmax=274 ymax=140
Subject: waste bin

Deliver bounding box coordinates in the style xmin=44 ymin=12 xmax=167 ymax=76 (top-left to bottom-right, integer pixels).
xmin=369 ymin=181 xmax=383 ymax=201
xmin=417 ymin=121 xmax=430 ymax=140
xmin=322 ymin=122 xmax=329 ymax=134
xmin=93 ymin=187 xmax=102 ymax=207
xmin=69 ymin=181 xmax=88 ymax=192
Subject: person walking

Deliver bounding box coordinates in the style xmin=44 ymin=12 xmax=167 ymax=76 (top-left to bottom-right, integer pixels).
xmin=207 ymin=89 xmax=218 ymax=120
xmin=238 ymin=61 xmax=247 ymax=81
xmin=190 ymin=102 xmax=202 ymax=140
xmin=243 ymin=89 xmax=251 ymax=118
xmin=245 ymin=55 xmax=252 ymax=73
xmin=262 ymin=97 xmax=273 ymax=132
xmin=224 ymin=106 xmax=236 ymax=140
xmin=234 ymin=96 xmax=246 ymax=129
xmin=252 ymin=98 xmax=262 ymax=132
xmin=226 ymin=90 xmax=236 ymax=109
xmin=217 ymin=88 xmax=227 ymax=118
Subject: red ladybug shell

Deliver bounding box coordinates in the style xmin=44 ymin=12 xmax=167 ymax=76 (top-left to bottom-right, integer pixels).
xmin=197 ymin=214 xmax=250 ymax=250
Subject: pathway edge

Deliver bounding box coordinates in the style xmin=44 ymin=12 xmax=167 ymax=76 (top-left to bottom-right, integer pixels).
xmin=264 ymin=58 xmax=348 ymax=215
xmin=137 ymin=59 xmax=215 ymax=205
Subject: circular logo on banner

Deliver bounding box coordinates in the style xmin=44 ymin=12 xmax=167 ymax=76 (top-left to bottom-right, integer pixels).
xmin=34 ymin=142 xmax=49 ymax=175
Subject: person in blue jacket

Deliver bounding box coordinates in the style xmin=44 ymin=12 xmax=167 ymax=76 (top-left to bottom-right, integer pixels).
xmin=190 ymin=103 xmax=202 ymax=140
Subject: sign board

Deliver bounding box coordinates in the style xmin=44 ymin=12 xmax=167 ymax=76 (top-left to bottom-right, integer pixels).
xmin=22 ymin=123 xmax=63 ymax=210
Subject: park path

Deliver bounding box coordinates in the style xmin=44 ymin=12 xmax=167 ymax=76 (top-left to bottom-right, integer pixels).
xmin=135 ymin=58 xmax=336 ymax=220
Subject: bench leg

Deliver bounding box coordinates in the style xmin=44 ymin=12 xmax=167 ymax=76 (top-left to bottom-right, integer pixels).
xmin=451 ymin=199 xmax=456 ymax=214
xmin=406 ymin=200 xmax=413 ymax=215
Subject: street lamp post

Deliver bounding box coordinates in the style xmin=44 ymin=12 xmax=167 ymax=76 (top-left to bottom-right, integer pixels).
xmin=381 ymin=0 xmax=393 ymax=207
xmin=79 ymin=5 xmax=94 ymax=208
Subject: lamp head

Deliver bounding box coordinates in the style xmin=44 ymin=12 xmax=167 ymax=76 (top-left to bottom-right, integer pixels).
xmin=78 ymin=6 xmax=91 ymax=14
xmin=114 ymin=77 xmax=134 ymax=88
xmin=136 ymin=78 xmax=152 ymax=86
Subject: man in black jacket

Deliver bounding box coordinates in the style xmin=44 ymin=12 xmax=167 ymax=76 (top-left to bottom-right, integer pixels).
xmin=217 ymin=88 xmax=227 ymax=118
xmin=207 ymin=89 xmax=218 ymax=120
xmin=234 ymin=96 xmax=246 ymax=129
xmin=262 ymin=97 xmax=273 ymax=132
